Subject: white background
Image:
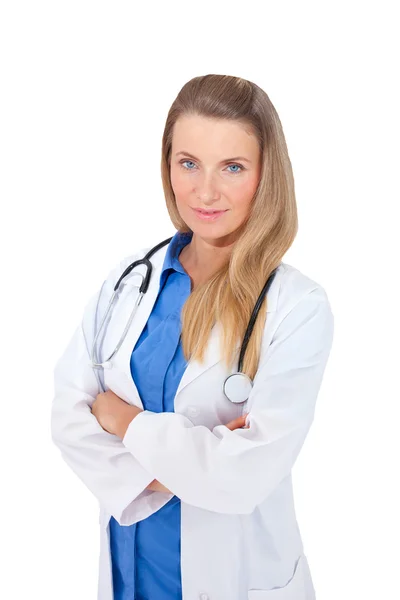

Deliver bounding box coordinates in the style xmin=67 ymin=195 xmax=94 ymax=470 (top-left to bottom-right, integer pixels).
xmin=1 ymin=1 xmax=399 ymax=598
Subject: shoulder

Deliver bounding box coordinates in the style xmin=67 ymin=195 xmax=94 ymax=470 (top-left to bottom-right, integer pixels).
xmin=255 ymin=262 xmax=335 ymax=368
xmin=277 ymin=261 xmax=331 ymax=307
xmin=272 ymin=261 xmax=334 ymax=333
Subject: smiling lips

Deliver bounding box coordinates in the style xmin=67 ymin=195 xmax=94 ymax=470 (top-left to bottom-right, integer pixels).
xmin=192 ymin=208 xmax=228 ymax=221
xmin=194 ymin=208 xmax=227 ymax=213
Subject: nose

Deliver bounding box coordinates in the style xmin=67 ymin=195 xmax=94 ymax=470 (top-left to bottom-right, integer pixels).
xmin=195 ymin=171 xmax=220 ymax=201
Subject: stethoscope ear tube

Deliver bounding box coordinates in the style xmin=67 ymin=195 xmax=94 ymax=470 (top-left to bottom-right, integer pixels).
xmin=114 ymin=258 xmax=151 ymax=294
xmin=113 ymin=237 xmax=175 ymax=293
xmin=91 ymin=287 xmax=144 ymax=368
xmin=90 ymin=288 xmax=118 ymax=368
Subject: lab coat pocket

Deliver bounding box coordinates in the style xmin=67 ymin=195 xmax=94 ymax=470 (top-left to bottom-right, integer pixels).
xmin=248 ymin=554 xmax=307 ymax=599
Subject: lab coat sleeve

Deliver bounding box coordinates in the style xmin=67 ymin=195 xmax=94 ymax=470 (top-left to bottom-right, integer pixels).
xmin=51 ymin=267 xmax=174 ymax=526
xmin=122 ymin=286 xmax=334 ymax=515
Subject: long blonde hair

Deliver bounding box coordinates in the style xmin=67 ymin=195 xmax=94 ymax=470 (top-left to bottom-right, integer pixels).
xmin=160 ymin=74 xmax=298 ymax=381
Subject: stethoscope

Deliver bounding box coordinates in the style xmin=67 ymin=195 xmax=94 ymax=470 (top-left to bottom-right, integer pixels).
xmin=91 ymin=236 xmax=278 ymax=404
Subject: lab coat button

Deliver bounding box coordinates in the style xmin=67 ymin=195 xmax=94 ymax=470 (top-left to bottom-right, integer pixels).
xmin=199 ymin=594 xmax=209 ymax=600
xmin=187 ymin=406 xmax=200 ymax=417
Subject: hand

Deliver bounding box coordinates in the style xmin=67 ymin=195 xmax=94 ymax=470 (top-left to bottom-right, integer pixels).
xmin=224 ymin=413 xmax=250 ymax=431
xmin=91 ymin=390 xmax=143 ymax=438
xmin=147 ymin=479 xmax=172 ymax=493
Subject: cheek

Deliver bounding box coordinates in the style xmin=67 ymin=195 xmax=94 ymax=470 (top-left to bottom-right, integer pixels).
xmin=243 ymin=171 xmax=260 ymax=195
xmin=231 ymin=178 xmax=258 ymax=211
xmin=170 ymin=168 xmax=192 ymax=196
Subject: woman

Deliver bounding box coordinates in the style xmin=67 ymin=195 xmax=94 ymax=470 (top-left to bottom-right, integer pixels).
xmin=51 ymin=74 xmax=334 ymax=600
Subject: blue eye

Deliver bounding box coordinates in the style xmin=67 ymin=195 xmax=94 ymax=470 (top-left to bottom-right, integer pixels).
xmin=227 ymin=164 xmax=242 ymax=174
xmin=180 ymin=160 xmax=244 ymax=174
xmin=181 ymin=160 xmax=196 ymax=170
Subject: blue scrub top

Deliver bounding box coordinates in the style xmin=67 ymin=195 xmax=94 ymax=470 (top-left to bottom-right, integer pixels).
xmin=109 ymin=229 xmax=193 ymax=600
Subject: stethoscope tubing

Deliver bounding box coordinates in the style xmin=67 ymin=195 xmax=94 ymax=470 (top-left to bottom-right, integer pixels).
xmin=91 ymin=236 xmax=278 ymax=404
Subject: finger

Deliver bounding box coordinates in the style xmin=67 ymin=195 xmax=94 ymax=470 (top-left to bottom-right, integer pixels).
xmin=225 ymin=415 xmax=247 ymax=430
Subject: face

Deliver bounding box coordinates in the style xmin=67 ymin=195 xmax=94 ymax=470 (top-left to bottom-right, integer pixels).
xmin=170 ymin=115 xmax=261 ymax=247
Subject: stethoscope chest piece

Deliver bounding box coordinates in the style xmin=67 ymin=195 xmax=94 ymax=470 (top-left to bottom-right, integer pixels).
xmin=223 ymin=372 xmax=253 ymax=404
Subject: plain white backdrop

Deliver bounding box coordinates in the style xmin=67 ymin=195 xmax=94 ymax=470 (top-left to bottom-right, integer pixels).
xmin=1 ymin=1 xmax=399 ymax=598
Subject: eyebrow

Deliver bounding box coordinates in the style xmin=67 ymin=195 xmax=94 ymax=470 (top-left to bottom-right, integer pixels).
xmin=175 ymin=151 xmax=251 ymax=164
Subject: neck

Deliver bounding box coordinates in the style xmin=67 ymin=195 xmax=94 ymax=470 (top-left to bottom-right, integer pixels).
xmin=181 ymin=233 xmax=234 ymax=274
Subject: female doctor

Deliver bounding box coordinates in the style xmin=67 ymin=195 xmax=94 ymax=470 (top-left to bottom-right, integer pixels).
xmin=51 ymin=74 xmax=334 ymax=600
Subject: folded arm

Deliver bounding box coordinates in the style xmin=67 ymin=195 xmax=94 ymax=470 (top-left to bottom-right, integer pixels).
xmin=51 ymin=281 xmax=173 ymax=526
xmin=122 ymin=287 xmax=334 ymax=515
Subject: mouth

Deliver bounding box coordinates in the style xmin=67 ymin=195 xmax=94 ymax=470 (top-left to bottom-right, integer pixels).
xmin=192 ymin=208 xmax=228 ymax=222
xmin=193 ymin=208 xmax=228 ymax=214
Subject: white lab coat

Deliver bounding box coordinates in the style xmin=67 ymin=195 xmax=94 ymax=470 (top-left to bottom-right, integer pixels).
xmin=51 ymin=241 xmax=334 ymax=600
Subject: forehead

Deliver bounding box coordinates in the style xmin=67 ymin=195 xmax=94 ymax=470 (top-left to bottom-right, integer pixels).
xmin=172 ymin=115 xmax=259 ymax=157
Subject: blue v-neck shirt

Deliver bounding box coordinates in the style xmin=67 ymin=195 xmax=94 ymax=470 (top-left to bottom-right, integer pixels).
xmin=109 ymin=230 xmax=193 ymax=600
